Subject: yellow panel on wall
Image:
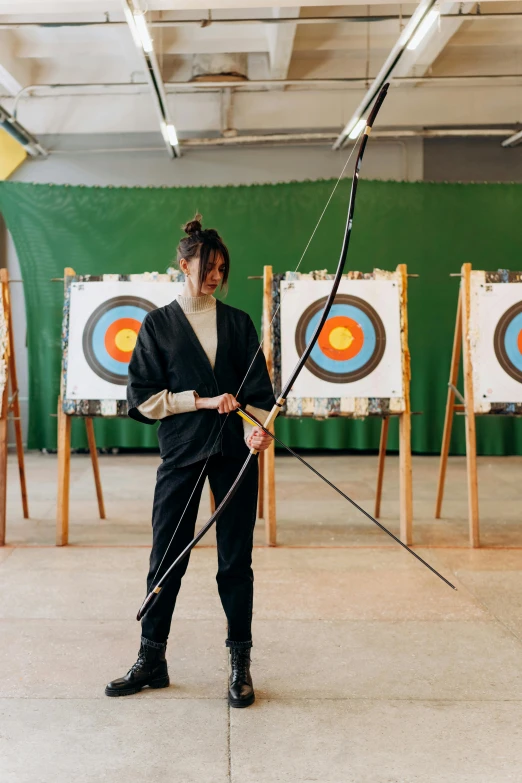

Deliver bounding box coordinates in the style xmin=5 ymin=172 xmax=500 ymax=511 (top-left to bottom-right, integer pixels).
xmin=0 ymin=127 xmax=27 ymax=180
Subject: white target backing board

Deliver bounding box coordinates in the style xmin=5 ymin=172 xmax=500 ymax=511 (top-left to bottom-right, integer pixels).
xmin=280 ymin=277 xmax=404 ymax=402
xmin=470 ymin=271 xmax=522 ymax=412
xmin=65 ymin=280 xmax=184 ymax=402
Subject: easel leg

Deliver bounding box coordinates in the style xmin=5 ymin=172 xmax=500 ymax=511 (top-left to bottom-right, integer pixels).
xmin=397 ymin=263 xmax=413 ymax=546
xmin=399 ymin=411 xmax=413 ymax=546
xmin=262 ymin=264 xmax=276 ymax=546
xmin=435 ymin=289 xmax=462 ymax=519
xmin=461 ymin=263 xmax=480 ymax=547
xmin=56 ymin=397 xmax=71 ymax=546
xmin=374 ymin=416 xmax=389 ymax=518
xmin=4 ymin=271 xmax=29 ymax=518
xmin=265 ymin=430 xmax=276 ymax=546
xmin=209 ymin=487 xmax=216 ymax=514
xmin=0 ymin=385 xmax=8 ymax=546
xmin=464 ymin=411 xmax=479 ymax=547
xmin=85 ymin=418 xmax=105 ymax=520
xmin=0 ymin=269 xmax=9 ymax=543
xmin=258 ymin=449 xmax=265 ymax=519
xmin=12 ymin=395 xmax=29 ymax=518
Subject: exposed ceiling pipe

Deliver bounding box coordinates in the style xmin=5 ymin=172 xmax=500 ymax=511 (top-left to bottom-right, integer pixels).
xmin=42 ymin=129 xmax=519 ymax=157
xmin=181 ymin=129 xmax=519 ymax=146
xmin=1 ymin=12 xmax=522 ymax=29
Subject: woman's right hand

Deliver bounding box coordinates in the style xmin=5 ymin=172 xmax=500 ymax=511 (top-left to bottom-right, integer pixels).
xmin=196 ymin=393 xmax=240 ymax=414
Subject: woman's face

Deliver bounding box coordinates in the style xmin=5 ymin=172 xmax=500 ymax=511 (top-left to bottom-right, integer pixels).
xmin=200 ymin=251 xmax=226 ymax=295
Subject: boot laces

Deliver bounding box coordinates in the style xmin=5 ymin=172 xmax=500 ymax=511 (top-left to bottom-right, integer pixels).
xmin=232 ymin=651 xmax=250 ymax=681
xmin=128 ymin=651 xmax=147 ymax=675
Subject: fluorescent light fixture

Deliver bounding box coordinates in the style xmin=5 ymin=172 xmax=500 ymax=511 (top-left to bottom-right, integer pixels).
xmin=160 ymin=122 xmax=179 ymax=147
xmin=407 ymin=8 xmax=439 ymax=50
xmin=502 ymin=129 xmax=522 ymax=148
xmin=133 ymin=12 xmax=153 ymax=53
xmin=123 ymin=6 xmax=141 ymax=48
xmin=0 ymin=105 xmax=47 ymax=157
xmin=348 ymin=118 xmax=366 ymax=140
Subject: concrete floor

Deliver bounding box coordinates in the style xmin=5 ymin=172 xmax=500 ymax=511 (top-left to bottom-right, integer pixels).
xmin=2 ymin=451 xmax=522 ymax=782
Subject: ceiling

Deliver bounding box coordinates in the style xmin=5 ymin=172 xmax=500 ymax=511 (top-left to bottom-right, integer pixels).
xmin=1 ymin=0 xmax=521 ymax=152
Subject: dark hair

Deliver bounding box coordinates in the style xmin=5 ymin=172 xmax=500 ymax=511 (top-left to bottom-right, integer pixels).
xmin=177 ymin=213 xmax=230 ymax=293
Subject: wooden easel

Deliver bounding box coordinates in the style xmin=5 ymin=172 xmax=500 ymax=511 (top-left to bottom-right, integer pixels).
xmin=435 ymin=262 xmax=480 ymax=546
xmin=56 ymin=267 xmax=105 ymax=546
xmin=0 ymin=268 xmax=29 ymax=545
xmin=258 ymin=264 xmax=413 ymax=547
xmin=260 ymin=266 xmax=276 ymax=545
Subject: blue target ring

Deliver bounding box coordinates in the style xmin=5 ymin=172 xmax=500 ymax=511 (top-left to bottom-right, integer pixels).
xmin=82 ymin=296 xmax=156 ymax=385
xmin=494 ymin=302 xmax=522 ymax=382
xmin=295 ymin=294 xmax=386 ymax=383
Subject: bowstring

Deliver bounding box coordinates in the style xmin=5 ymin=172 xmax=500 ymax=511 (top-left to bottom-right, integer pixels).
xmin=149 ymin=129 xmax=365 ymax=588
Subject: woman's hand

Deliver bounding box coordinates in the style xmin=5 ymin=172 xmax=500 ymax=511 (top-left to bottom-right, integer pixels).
xmin=196 ymin=393 xmax=240 ymax=414
xmin=247 ymin=427 xmax=273 ymax=452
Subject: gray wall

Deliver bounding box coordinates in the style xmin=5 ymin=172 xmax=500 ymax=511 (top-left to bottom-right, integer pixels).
xmin=10 ymin=137 xmax=423 ymax=187
xmin=4 ymin=134 xmax=522 ymax=446
xmin=424 ymin=138 xmax=522 ymax=183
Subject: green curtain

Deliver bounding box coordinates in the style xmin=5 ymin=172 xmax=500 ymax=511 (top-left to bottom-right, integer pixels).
xmin=1 ymin=179 xmax=522 ymax=454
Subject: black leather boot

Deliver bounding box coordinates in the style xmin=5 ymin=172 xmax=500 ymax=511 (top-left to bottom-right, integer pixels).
xmin=228 ymin=648 xmax=255 ymax=708
xmin=105 ymin=639 xmax=169 ymax=697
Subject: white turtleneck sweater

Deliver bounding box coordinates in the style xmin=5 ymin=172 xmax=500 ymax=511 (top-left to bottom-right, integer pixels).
xmin=137 ymin=293 xmax=268 ymax=444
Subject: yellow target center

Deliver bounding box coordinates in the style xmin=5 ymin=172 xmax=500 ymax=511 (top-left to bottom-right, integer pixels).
xmin=115 ymin=328 xmax=138 ymax=353
xmin=329 ymin=326 xmax=354 ymax=351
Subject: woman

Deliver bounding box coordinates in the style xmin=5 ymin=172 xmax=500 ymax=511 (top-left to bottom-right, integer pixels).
xmin=105 ymin=215 xmax=274 ymax=708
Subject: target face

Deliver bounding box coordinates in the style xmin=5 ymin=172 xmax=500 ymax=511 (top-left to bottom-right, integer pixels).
xmin=280 ymin=278 xmax=403 ymax=400
xmin=82 ymin=296 xmax=155 ymax=385
xmin=493 ymin=302 xmax=522 ymax=383
xmin=295 ymin=295 xmax=386 ymax=383
xmin=65 ymin=280 xmax=184 ymax=402
xmin=470 ymin=272 xmax=522 ymax=410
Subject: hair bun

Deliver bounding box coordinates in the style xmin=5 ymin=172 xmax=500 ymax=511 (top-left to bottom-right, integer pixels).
xmin=183 ymin=213 xmax=203 ymax=235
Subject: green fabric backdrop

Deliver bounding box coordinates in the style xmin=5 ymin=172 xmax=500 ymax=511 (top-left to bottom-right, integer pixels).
xmin=1 ymin=178 xmax=522 ymax=454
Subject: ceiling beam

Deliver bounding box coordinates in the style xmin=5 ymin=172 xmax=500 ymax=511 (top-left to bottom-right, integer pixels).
xmin=0 ymin=32 xmax=33 ymax=95
xmin=266 ymin=7 xmax=299 ymax=80
xmin=0 ymin=0 xmax=513 ymax=11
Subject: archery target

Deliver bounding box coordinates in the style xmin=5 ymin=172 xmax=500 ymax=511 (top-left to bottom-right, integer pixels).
xmin=470 ymin=273 xmax=522 ymax=410
xmin=65 ymin=281 xmax=184 ymax=401
xmin=281 ymin=278 xmax=403 ymax=400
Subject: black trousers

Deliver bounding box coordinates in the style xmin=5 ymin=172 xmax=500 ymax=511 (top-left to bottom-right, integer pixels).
xmin=141 ymin=453 xmax=258 ymax=649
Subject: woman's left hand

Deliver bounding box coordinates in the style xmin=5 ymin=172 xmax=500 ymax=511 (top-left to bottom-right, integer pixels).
xmin=247 ymin=427 xmax=272 ymax=452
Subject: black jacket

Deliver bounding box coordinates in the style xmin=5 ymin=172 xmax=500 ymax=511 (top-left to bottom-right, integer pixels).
xmin=127 ymin=299 xmax=275 ymax=467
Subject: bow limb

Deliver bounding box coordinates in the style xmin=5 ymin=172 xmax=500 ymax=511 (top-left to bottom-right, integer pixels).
xmin=136 ymin=83 xmax=390 ymax=622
